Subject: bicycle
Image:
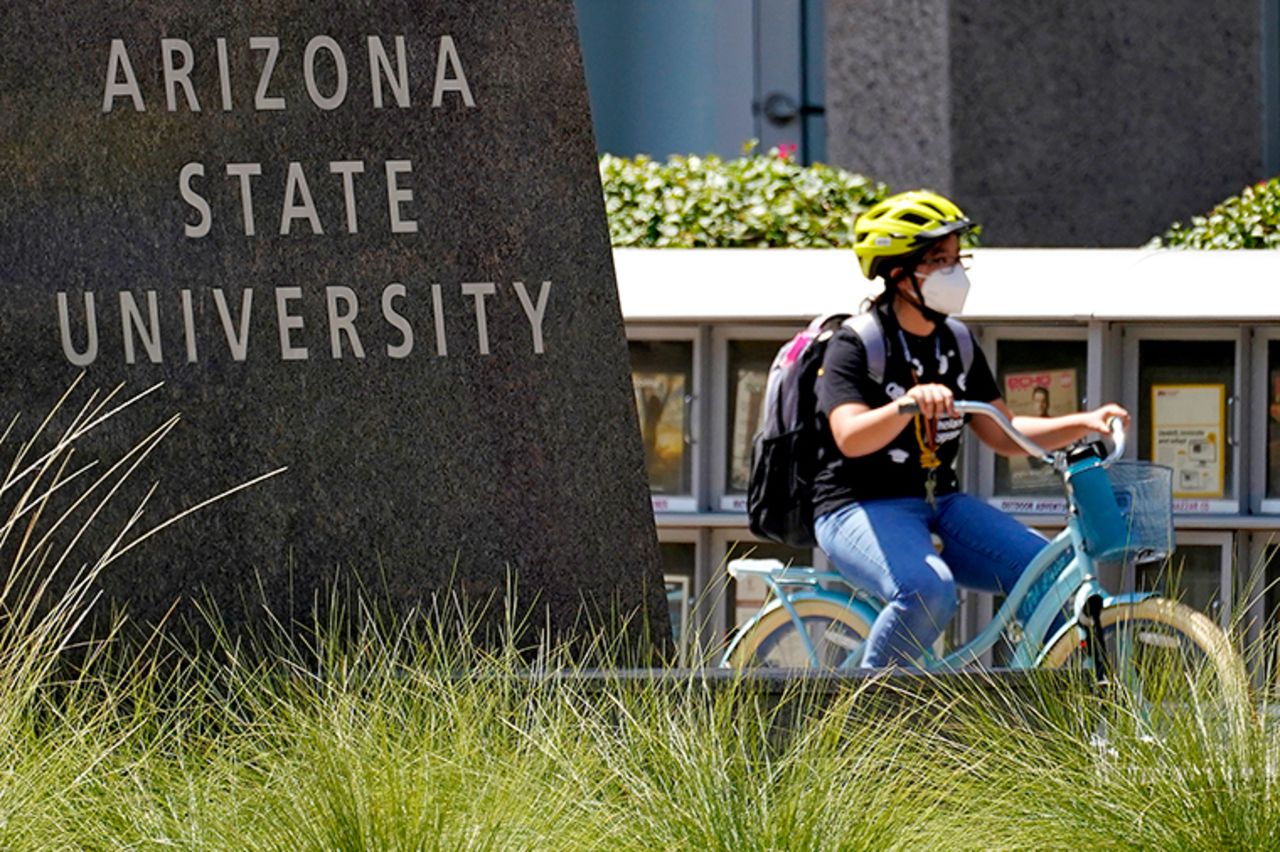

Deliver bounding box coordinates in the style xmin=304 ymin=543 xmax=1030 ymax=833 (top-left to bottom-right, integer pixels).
xmin=722 ymin=401 xmax=1246 ymax=704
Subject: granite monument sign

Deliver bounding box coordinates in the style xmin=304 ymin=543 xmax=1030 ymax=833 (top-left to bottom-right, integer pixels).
xmin=0 ymin=1 xmax=668 ymax=644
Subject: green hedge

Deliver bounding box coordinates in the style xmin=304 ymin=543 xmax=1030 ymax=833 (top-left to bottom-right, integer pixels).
xmin=600 ymin=144 xmax=887 ymax=248
xmin=1154 ymin=177 xmax=1280 ymax=248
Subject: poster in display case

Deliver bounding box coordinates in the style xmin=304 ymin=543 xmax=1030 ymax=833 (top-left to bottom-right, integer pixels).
xmin=632 ymin=371 xmax=691 ymax=495
xmin=729 ymin=365 xmax=769 ymax=493
xmin=1269 ymin=353 xmax=1280 ymax=498
xmin=1003 ymin=369 xmax=1077 ymax=493
xmin=1151 ymin=384 xmax=1226 ymax=498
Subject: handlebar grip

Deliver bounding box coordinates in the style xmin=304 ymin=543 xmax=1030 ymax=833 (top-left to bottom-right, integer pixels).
xmin=896 ymin=398 xmax=920 ymax=416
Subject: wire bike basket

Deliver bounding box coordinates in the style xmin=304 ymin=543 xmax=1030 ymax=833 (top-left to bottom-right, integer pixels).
xmin=1070 ymin=461 xmax=1173 ymax=564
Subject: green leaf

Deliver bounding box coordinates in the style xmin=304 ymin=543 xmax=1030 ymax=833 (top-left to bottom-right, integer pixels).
xmin=1153 ymin=177 xmax=1280 ymax=249
xmin=598 ymin=145 xmax=888 ymax=248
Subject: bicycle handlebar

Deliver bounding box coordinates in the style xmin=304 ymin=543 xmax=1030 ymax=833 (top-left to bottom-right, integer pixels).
xmin=896 ymin=399 xmax=1127 ymax=467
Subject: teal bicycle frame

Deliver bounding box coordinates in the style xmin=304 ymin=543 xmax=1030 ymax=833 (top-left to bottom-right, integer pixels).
xmin=723 ymin=401 xmax=1159 ymax=671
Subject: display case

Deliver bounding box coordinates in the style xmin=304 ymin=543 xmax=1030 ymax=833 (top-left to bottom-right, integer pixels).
xmin=710 ymin=327 xmax=796 ymax=511
xmin=978 ymin=327 xmax=1090 ymax=515
xmin=1265 ymin=541 xmax=1280 ymax=676
xmin=1123 ymin=328 xmax=1242 ymax=514
xmin=1238 ymin=533 xmax=1280 ymax=656
xmin=1132 ymin=531 xmax=1234 ymax=627
xmin=1257 ymin=336 xmax=1280 ymax=513
xmin=627 ymin=328 xmax=704 ymax=512
xmin=658 ymin=537 xmax=698 ymax=665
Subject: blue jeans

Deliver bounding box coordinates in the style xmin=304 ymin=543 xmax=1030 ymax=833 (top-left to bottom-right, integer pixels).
xmin=814 ymin=493 xmax=1046 ymax=668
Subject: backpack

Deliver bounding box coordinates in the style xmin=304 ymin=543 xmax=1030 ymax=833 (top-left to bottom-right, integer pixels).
xmin=745 ymin=310 xmax=975 ymax=547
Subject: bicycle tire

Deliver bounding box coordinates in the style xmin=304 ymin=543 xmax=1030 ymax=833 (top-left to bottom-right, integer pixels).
xmin=1041 ymin=597 xmax=1247 ymax=705
xmin=725 ymin=598 xmax=873 ymax=670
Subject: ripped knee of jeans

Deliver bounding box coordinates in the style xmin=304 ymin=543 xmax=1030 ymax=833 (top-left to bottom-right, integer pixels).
xmin=896 ymin=554 xmax=958 ymax=626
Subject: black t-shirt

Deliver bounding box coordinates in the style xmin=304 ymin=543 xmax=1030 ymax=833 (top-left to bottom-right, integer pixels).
xmin=812 ymin=304 xmax=1001 ymax=518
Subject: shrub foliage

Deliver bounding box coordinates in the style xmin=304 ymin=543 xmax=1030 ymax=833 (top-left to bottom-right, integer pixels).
xmin=600 ymin=143 xmax=888 ymax=248
xmin=1155 ymin=177 xmax=1280 ymax=248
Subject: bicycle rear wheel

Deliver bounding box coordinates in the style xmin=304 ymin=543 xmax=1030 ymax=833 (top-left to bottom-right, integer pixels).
xmin=1042 ymin=597 xmax=1246 ymax=708
xmin=725 ymin=598 xmax=872 ymax=670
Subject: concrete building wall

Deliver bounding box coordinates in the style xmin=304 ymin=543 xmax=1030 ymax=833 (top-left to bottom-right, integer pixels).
xmin=826 ymin=1 xmax=1266 ymax=246
xmin=826 ymin=0 xmax=953 ymax=194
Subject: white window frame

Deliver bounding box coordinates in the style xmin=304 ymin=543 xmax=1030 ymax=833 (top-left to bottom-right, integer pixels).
xmin=710 ymin=324 xmax=799 ymax=512
xmin=626 ymin=325 xmax=706 ymax=513
xmin=1121 ymin=325 xmax=1244 ymax=516
xmin=972 ymin=324 xmax=1092 ymax=516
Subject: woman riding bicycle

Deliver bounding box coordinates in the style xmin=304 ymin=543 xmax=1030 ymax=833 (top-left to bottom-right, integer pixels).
xmin=814 ymin=190 xmax=1129 ymax=668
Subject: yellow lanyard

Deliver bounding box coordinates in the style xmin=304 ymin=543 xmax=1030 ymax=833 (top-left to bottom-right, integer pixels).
xmin=913 ymin=404 xmax=941 ymax=507
xmin=898 ymin=329 xmax=944 ymax=505
xmin=906 ymin=358 xmax=942 ymax=506
xmin=912 ymin=407 xmax=941 ymax=470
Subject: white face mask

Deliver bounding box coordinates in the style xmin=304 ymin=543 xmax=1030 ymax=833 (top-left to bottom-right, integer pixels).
xmin=917 ymin=264 xmax=971 ymax=315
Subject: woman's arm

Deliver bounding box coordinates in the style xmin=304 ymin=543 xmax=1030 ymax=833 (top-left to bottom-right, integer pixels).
xmin=969 ymin=400 xmax=1130 ymax=457
xmin=827 ymin=383 xmax=957 ymax=458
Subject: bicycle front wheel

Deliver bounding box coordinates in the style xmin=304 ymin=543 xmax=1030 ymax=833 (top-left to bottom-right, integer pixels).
xmin=1042 ymin=597 xmax=1246 ymax=706
xmin=725 ymin=598 xmax=872 ymax=670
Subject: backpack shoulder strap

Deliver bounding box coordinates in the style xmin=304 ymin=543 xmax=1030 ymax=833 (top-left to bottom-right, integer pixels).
xmin=943 ymin=316 xmax=976 ymax=375
xmin=842 ymin=312 xmax=887 ymax=385
xmin=841 ymin=312 xmax=973 ymax=384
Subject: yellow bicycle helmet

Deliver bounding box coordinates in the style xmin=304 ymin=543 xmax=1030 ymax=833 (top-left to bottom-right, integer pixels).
xmin=853 ymin=190 xmax=973 ymax=280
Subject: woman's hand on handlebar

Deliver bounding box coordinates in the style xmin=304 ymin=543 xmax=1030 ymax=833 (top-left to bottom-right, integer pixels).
xmin=1078 ymin=403 xmax=1130 ymax=435
xmin=900 ymin=383 xmax=956 ymax=420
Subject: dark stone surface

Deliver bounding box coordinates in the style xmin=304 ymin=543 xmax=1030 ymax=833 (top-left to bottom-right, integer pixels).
xmin=826 ymin=0 xmax=1263 ymax=246
xmin=0 ymin=1 xmax=667 ymax=648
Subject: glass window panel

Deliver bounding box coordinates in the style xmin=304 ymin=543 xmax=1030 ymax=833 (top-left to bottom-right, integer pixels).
xmin=722 ymin=539 xmax=814 ymax=635
xmin=660 ymin=542 xmax=697 ymax=660
xmin=994 ymin=339 xmax=1087 ymax=495
xmin=660 ymin=541 xmax=697 ymax=576
xmin=1268 ymin=342 xmax=1280 ymax=498
xmin=725 ymin=340 xmax=780 ymax=493
xmin=629 ymin=340 xmax=694 ymax=495
xmin=1135 ymin=543 xmax=1224 ymax=621
xmin=1137 ymin=340 xmax=1234 ymax=498
xmin=1265 ymin=545 xmax=1280 ymax=634
xmin=1265 ymin=545 xmax=1280 ymax=674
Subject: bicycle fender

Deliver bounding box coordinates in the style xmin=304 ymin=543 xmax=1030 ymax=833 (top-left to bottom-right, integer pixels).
xmin=777 ymin=589 xmax=881 ymax=628
xmin=811 ymin=590 xmax=881 ymax=632
xmin=1033 ymin=590 xmax=1158 ymax=667
xmin=719 ymin=590 xmax=880 ymax=668
xmin=1101 ymin=591 xmax=1158 ymax=609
